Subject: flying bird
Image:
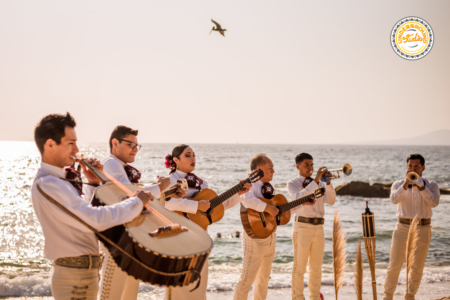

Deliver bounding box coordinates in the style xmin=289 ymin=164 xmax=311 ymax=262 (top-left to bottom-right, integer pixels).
xmin=210 ymin=19 xmax=226 ymax=37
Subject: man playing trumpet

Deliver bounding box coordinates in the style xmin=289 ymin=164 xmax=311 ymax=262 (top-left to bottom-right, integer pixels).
xmin=383 ymin=154 xmax=440 ymax=300
xmin=287 ymin=153 xmax=336 ymax=300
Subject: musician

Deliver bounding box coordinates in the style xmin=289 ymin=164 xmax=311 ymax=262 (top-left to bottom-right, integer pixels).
xmin=98 ymin=125 xmax=171 ymax=300
xmin=31 ymin=113 xmax=154 ymax=300
xmin=286 ymin=153 xmax=336 ymax=300
xmin=383 ymin=154 xmax=440 ymax=300
xmin=233 ymin=153 xmax=279 ymax=300
xmin=163 ymin=144 xmax=251 ymax=300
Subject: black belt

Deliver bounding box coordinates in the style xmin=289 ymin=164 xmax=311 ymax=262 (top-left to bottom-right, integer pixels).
xmin=54 ymin=254 xmax=104 ymax=269
xmin=295 ymin=216 xmax=324 ymax=225
xmin=398 ymin=218 xmax=431 ymax=226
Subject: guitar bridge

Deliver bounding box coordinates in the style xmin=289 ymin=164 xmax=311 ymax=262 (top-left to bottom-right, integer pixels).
xmin=148 ymin=224 xmax=188 ymax=237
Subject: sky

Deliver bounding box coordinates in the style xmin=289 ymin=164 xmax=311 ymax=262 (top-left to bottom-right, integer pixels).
xmin=0 ymin=0 xmax=449 ymax=144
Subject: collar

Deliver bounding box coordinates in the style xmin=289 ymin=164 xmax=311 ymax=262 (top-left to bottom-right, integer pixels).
xmin=110 ymin=154 xmax=126 ymax=167
xmin=256 ymin=180 xmax=266 ymax=186
xmin=175 ymin=169 xmax=187 ymax=177
xmin=298 ymin=174 xmax=309 ymax=180
xmin=40 ymin=162 xmax=67 ymax=178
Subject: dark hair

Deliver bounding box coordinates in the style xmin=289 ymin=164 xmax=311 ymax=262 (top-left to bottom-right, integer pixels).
xmin=295 ymin=152 xmax=313 ymax=164
xmin=250 ymin=153 xmax=269 ymax=171
xmin=407 ymin=154 xmax=425 ymax=166
xmin=109 ymin=126 xmax=138 ymax=151
xmin=34 ymin=113 xmax=76 ymax=154
xmin=169 ymin=144 xmax=191 ymax=174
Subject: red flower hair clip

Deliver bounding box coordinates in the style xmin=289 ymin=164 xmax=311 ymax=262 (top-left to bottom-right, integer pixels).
xmin=164 ymin=154 xmax=176 ymax=169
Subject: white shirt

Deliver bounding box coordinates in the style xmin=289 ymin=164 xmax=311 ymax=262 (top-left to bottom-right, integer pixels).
xmin=286 ymin=175 xmax=336 ymax=218
xmin=163 ymin=169 xmax=242 ymax=214
xmin=390 ymin=177 xmax=440 ymax=219
xmin=31 ymin=162 xmax=144 ymax=260
xmin=241 ymin=181 xmax=270 ymax=213
xmin=102 ymin=154 xmax=161 ymax=198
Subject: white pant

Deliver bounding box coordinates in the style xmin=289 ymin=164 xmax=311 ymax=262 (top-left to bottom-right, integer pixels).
xmin=383 ymin=222 xmax=431 ymax=300
xmin=164 ymin=260 xmax=208 ymax=300
xmin=98 ymin=244 xmax=140 ymax=300
xmin=233 ymin=231 xmax=276 ymax=300
xmin=51 ymin=265 xmax=99 ymax=300
xmin=291 ymin=222 xmax=325 ymax=300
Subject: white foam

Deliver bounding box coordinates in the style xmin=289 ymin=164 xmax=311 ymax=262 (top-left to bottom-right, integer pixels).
xmin=1 ymin=264 xmax=449 ymax=296
xmin=0 ymin=275 xmax=51 ymax=297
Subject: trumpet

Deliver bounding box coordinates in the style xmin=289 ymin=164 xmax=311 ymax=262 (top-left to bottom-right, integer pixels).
xmin=314 ymin=164 xmax=353 ymax=183
xmin=406 ymin=171 xmax=419 ymax=184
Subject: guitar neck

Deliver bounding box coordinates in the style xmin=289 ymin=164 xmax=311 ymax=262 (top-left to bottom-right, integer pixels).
xmin=163 ymin=186 xmax=179 ymax=199
xmin=210 ymin=178 xmax=250 ymax=209
xmin=79 ymin=158 xmax=110 ymax=184
xmin=279 ymin=193 xmax=315 ymax=213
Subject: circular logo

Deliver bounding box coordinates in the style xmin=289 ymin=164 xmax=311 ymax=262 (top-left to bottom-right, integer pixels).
xmin=391 ymin=17 xmax=434 ymax=60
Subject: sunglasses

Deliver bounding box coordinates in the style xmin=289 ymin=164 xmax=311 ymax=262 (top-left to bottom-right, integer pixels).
xmin=118 ymin=139 xmax=142 ymax=150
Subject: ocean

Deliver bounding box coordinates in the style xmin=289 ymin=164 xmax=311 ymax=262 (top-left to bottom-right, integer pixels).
xmin=0 ymin=142 xmax=449 ymax=300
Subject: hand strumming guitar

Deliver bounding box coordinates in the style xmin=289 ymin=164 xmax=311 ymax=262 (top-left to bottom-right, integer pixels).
xmin=264 ymin=205 xmax=279 ymax=216
xmin=156 ymin=175 xmax=171 ymax=191
xmin=133 ymin=190 xmax=154 ymax=205
xmin=197 ymin=201 xmax=211 ymax=212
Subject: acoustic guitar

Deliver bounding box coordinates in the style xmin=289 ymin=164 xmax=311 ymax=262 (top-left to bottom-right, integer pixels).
xmin=172 ymin=169 xmax=264 ymax=230
xmin=78 ymin=157 xmax=214 ymax=288
xmin=240 ymin=187 xmax=326 ymax=239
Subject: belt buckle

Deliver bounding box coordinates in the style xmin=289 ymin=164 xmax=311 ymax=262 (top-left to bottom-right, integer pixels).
xmin=312 ymin=218 xmax=319 ymax=225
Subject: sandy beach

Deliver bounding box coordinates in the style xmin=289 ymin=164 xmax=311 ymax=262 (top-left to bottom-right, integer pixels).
xmin=3 ymin=282 xmax=450 ymax=300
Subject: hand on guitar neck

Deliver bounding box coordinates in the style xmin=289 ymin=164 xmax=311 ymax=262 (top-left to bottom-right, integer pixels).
xmin=79 ymin=158 xmax=103 ymax=185
xmin=303 ymin=197 xmax=316 ymax=206
xmin=238 ymin=180 xmax=252 ymax=195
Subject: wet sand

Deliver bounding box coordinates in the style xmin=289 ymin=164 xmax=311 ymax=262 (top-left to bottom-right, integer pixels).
xmin=3 ymin=282 xmax=450 ymax=300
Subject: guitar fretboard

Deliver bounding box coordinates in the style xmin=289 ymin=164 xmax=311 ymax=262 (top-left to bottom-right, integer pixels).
xmin=210 ymin=178 xmax=251 ymax=209
xmin=163 ymin=186 xmax=179 ymax=198
xmin=81 ymin=159 xmax=109 ymax=183
xmin=278 ymin=188 xmax=325 ymax=213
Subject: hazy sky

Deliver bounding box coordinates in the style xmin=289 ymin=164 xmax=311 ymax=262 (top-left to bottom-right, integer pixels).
xmin=0 ymin=0 xmax=449 ymax=144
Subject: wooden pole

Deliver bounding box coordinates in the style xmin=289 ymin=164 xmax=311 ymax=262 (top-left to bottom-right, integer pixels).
xmin=362 ymin=201 xmax=377 ymax=300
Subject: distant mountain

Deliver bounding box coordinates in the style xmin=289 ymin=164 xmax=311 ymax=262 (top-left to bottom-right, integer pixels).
xmin=361 ymin=129 xmax=450 ymax=146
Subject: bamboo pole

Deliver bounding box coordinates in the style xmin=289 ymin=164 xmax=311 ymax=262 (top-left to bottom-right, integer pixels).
xmin=362 ymin=201 xmax=377 ymax=300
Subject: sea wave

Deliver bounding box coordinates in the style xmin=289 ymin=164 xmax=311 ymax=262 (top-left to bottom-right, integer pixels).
xmin=1 ymin=263 xmax=450 ymax=297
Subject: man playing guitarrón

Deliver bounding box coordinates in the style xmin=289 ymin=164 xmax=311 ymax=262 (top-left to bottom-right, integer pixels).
xmin=234 ymin=153 xmax=279 ymax=300
xmin=287 ymin=153 xmax=336 ymax=300
xmin=31 ymin=113 xmax=154 ymax=300
xmin=98 ymin=125 xmax=171 ymax=300
xmin=383 ymin=154 xmax=440 ymax=300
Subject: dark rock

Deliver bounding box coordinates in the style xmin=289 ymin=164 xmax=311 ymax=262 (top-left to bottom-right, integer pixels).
xmin=440 ymin=188 xmax=450 ymax=195
xmin=335 ymin=181 xmax=450 ymax=197
xmin=335 ymin=181 xmax=391 ymax=198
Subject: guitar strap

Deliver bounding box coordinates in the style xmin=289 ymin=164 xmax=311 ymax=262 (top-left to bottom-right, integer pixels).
xmin=37 ymin=184 xmax=201 ymax=291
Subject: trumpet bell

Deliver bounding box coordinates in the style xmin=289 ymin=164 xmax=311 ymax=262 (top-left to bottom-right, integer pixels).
xmin=406 ymin=172 xmax=419 ymax=184
xmin=342 ymin=164 xmax=353 ymax=176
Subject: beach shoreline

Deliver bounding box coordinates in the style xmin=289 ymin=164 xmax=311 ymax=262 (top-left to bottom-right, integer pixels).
xmin=2 ymin=281 xmax=450 ymax=300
